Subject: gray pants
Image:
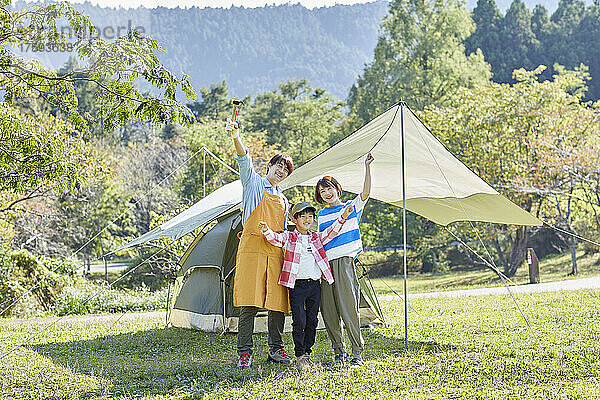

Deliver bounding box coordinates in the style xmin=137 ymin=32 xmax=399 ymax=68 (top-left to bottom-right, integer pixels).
xmin=237 ymin=306 xmax=285 ymax=355
xmin=320 ymin=256 xmax=364 ymax=356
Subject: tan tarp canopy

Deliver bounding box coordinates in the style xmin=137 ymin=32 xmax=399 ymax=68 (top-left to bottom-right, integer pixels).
xmin=282 ymin=103 xmax=542 ymax=227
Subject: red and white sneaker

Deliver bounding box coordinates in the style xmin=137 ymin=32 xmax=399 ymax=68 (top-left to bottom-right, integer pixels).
xmin=266 ymin=348 xmax=292 ymax=364
xmin=237 ymin=353 xmax=252 ymax=368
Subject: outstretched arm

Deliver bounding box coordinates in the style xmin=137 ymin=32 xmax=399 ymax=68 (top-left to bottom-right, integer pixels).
xmin=361 ymin=152 xmax=374 ymax=201
xmin=259 ymin=221 xmax=287 ymax=247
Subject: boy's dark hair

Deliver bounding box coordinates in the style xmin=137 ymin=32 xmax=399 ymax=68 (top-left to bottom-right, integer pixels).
xmin=267 ymin=153 xmax=294 ymax=175
xmin=315 ymin=176 xmax=342 ymax=204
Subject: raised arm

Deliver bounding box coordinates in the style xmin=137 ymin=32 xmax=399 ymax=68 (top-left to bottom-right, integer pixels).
xmin=226 ymin=118 xmax=246 ymax=157
xmin=361 ymin=152 xmax=374 ymax=201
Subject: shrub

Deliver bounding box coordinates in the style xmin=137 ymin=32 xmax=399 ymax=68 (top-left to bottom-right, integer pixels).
xmin=53 ymin=283 xmax=168 ymax=316
xmin=114 ymin=251 xmax=178 ymax=292
xmin=0 ymin=247 xmax=78 ymax=316
xmin=358 ymin=251 xmax=410 ymax=277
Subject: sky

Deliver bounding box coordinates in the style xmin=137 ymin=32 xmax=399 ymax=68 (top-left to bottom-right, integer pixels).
xmin=22 ymin=0 xmax=377 ymax=9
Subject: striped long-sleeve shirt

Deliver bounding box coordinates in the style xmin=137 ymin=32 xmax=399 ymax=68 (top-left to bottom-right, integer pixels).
xmin=317 ymin=194 xmax=368 ymax=260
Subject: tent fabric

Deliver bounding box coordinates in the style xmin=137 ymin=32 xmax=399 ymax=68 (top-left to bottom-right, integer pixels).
xmin=281 ymin=103 xmax=542 ymax=227
xmin=116 ymin=180 xmax=243 ymax=251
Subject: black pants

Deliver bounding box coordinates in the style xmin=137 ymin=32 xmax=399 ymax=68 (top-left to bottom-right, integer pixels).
xmin=289 ymin=279 xmax=321 ymax=357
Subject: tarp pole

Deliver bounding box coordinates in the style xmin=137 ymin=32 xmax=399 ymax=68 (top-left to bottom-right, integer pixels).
xmin=401 ymin=102 xmax=408 ymax=350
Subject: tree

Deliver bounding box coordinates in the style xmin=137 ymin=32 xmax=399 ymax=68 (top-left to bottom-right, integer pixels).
xmin=186 ymin=80 xmax=245 ymax=121
xmin=421 ymin=65 xmax=600 ymax=276
xmin=575 ymin=3 xmax=600 ymax=100
xmin=466 ymin=0 xmax=503 ymax=82
xmin=347 ymin=0 xmax=491 ymax=130
xmin=529 ymin=5 xmax=552 ymax=81
xmin=179 ymin=120 xmax=280 ymax=203
xmin=546 ymin=0 xmax=586 ymax=72
xmin=244 ymin=79 xmax=344 ymax=164
xmin=0 ymin=0 xmax=196 ymax=213
xmin=495 ymin=0 xmax=539 ymax=83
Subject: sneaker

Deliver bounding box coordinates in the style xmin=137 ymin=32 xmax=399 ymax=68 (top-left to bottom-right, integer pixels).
xmin=349 ymin=355 xmax=364 ymax=368
xmin=334 ymin=353 xmax=349 ymax=365
xmin=237 ymin=353 xmax=252 ymax=368
xmin=296 ymin=354 xmax=311 ymax=371
xmin=266 ymin=348 xmax=292 ymax=364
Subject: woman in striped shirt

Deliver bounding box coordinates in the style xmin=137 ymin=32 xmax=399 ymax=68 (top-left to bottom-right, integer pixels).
xmin=315 ymin=152 xmax=374 ymax=368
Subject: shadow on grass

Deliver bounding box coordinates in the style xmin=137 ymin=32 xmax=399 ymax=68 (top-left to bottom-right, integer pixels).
xmin=29 ymin=326 xmax=264 ymax=397
xmin=28 ymin=325 xmax=453 ymax=398
xmin=362 ymin=328 xmax=458 ymax=358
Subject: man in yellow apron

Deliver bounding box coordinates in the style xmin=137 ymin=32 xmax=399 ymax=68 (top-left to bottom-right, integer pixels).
xmin=226 ymin=118 xmax=294 ymax=368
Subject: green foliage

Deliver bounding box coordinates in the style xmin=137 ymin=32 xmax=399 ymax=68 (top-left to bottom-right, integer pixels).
xmin=187 ymin=81 xmax=245 ymax=121
xmin=0 ymin=247 xmax=77 ymax=316
xmin=467 ymin=0 xmax=600 ymax=100
xmin=244 ymin=79 xmax=344 ymax=164
xmin=114 ymin=253 xmax=175 ymax=292
xmin=466 ymin=0 xmax=503 ymax=75
xmin=347 ymin=0 xmax=491 ymax=129
xmin=53 ymin=283 xmax=167 ymax=315
xmin=1 ymin=0 xmax=195 ymax=132
xmin=0 ymin=102 xmax=95 ymax=199
xmin=0 ymin=0 xmax=196 ymax=213
xmin=496 ymin=0 xmax=539 ymax=82
xmin=421 ymin=65 xmax=600 ymax=275
xmin=179 ymin=118 xmax=279 ymax=203
xmin=51 ymin=178 xmax=134 ymax=259
xmin=358 ymin=250 xmax=405 ymax=277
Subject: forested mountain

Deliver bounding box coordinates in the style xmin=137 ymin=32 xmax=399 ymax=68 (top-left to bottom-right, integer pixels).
xmin=12 ymin=1 xmax=389 ymax=99
xmin=13 ymin=0 xmax=591 ymax=100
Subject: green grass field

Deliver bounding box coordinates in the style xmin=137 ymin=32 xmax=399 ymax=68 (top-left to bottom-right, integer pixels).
xmin=2 ymin=289 xmax=599 ymax=399
xmin=371 ymin=250 xmax=600 ymax=296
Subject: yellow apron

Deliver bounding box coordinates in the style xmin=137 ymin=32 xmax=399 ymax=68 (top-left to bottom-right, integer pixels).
xmin=233 ymin=191 xmax=289 ymax=313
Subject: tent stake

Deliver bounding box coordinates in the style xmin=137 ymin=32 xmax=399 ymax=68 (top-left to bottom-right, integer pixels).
xmin=400 ymin=102 xmax=408 ymax=351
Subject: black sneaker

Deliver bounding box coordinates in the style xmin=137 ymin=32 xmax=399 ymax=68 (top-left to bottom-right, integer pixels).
xmin=349 ymin=355 xmax=364 ymax=368
xmin=333 ymin=353 xmax=349 ymax=365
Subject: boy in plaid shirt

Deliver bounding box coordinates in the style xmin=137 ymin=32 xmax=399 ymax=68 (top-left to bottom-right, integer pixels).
xmin=258 ymin=201 xmax=353 ymax=370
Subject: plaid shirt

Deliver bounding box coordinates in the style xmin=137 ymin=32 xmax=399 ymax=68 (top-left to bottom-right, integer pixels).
xmin=263 ymin=216 xmax=347 ymax=288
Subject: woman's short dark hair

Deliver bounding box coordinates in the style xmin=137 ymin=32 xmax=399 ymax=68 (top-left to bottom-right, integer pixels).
xmin=267 ymin=154 xmax=294 ymax=175
xmin=315 ymin=176 xmax=342 ymax=204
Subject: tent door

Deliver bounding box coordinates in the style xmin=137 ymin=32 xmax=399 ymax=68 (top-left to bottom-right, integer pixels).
xmin=169 ymin=265 xmax=226 ymax=331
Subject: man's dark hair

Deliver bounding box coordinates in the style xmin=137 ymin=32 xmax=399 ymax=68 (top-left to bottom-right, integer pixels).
xmin=267 ymin=153 xmax=294 ymax=175
xmin=315 ymin=176 xmax=342 ymax=204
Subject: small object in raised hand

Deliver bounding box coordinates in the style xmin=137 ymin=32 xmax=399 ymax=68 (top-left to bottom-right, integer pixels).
xmin=365 ymin=152 xmax=374 ymax=166
xmin=225 ymin=118 xmax=239 ymax=137
xmin=342 ymin=204 xmax=354 ymax=219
